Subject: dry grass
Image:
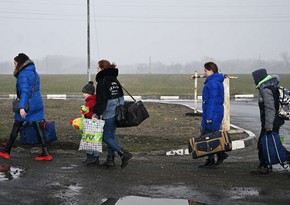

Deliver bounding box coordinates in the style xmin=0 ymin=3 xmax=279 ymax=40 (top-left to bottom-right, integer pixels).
xmin=0 ymin=99 xmax=245 ymax=152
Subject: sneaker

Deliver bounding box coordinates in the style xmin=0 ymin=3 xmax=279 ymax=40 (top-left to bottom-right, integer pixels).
xmin=198 ymin=159 xmax=216 ymax=169
xmin=215 ymin=152 xmax=229 ymax=166
xmin=121 ymin=151 xmax=132 ymax=169
xmin=0 ymin=147 xmax=10 ymax=159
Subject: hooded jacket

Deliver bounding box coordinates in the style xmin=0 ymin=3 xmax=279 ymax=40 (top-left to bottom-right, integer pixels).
xmin=201 ymin=72 xmax=224 ymax=130
xmin=256 ymin=75 xmax=284 ymax=130
xmin=93 ymin=68 xmax=124 ymax=119
xmin=15 ymin=61 xmax=44 ymax=122
xmin=84 ymin=94 xmax=96 ymax=119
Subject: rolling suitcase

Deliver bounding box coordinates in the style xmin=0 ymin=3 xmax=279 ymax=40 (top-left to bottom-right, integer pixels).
xmin=189 ymin=130 xmax=232 ymax=159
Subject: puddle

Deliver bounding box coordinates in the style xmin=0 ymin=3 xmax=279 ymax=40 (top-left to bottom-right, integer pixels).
xmin=229 ymin=187 xmax=259 ymax=199
xmin=68 ymin=185 xmax=82 ymax=192
xmin=60 ymin=164 xmax=78 ymax=170
xmin=54 ymin=184 xmax=83 ymax=199
xmin=102 ymin=196 xmax=207 ymax=205
xmin=0 ymin=166 xmax=25 ymax=181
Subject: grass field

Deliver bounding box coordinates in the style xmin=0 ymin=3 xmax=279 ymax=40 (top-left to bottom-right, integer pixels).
xmin=0 ymin=74 xmax=289 ymax=96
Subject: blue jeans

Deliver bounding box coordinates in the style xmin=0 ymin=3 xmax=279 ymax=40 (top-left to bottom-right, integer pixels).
xmin=103 ymin=116 xmax=121 ymax=156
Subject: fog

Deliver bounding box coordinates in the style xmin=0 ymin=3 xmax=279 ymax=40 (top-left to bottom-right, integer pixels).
xmin=0 ymin=0 xmax=290 ymax=74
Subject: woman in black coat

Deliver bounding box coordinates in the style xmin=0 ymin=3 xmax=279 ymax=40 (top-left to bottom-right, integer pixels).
xmin=93 ymin=59 xmax=132 ymax=169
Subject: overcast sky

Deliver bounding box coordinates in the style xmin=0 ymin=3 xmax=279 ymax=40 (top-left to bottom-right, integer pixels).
xmin=1 ymin=0 xmax=290 ymax=65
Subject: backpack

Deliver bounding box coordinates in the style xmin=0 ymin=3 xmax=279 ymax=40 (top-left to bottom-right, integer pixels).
xmin=277 ymin=85 xmax=290 ymax=120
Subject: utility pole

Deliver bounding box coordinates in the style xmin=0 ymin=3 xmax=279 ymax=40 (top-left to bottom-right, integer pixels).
xmin=87 ymin=0 xmax=91 ymax=81
xmin=149 ymin=56 xmax=151 ymax=74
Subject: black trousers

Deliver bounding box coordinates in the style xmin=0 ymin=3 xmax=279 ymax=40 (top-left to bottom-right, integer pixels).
xmin=5 ymin=120 xmax=47 ymax=153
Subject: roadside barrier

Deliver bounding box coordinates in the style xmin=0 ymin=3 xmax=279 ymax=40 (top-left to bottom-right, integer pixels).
xmin=0 ymin=94 xmax=255 ymax=100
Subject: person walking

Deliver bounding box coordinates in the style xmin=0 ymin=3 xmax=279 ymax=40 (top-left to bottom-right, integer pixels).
xmin=81 ymin=81 xmax=100 ymax=165
xmin=250 ymin=69 xmax=286 ymax=175
xmin=92 ymin=59 xmax=132 ymax=169
xmin=198 ymin=62 xmax=228 ymax=169
xmin=0 ymin=53 xmax=52 ymax=161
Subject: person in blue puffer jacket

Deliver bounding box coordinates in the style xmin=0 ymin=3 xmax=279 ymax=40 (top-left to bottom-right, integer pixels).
xmin=0 ymin=53 xmax=53 ymax=161
xmin=198 ymin=62 xmax=228 ymax=169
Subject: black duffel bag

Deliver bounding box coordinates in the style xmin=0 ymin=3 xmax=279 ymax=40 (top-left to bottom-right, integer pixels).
xmin=115 ymin=80 xmax=149 ymax=127
xmin=116 ymin=100 xmax=149 ymax=127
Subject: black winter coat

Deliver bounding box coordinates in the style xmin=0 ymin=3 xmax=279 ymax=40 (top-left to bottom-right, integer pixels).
xmin=93 ymin=68 xmax=124 ymax=116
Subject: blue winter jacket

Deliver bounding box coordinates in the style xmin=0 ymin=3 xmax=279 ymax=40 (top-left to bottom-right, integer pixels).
xmin=14 ymin=63 xmax=44 ymax=122
xmin=201 ymin=72 xmax=224 ymax=131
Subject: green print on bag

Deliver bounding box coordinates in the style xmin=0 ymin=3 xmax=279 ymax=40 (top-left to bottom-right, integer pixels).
xmin=82 ymin=131 xmax=103 ymax=143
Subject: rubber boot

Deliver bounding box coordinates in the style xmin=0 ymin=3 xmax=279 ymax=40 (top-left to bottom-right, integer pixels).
xmin=34 ymin=122 xmax=52 ymax=161
xmin=101 ymin=155 xmax=115 ymax=168
xmin=35 ymin=147 xmax=53 ymax=161
xmin=0 ymin=146 xmax=10 ymax=159
xmin=118 ymin=150 xmax=132 ymax=169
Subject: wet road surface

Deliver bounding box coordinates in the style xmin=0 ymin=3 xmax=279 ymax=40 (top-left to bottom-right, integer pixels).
xmin=0 ymin=100 xmax=290 ymax=205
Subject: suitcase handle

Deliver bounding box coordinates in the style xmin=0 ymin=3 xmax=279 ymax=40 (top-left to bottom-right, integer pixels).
xmin=201 ymin=123 xmax=215 ymax=135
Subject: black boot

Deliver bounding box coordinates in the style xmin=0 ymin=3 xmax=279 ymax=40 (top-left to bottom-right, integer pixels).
xmin=101 ymin=155 xmax=115 ymax=168
xmin=216 ymin=152 xmax=229 ymax=166
xmin=118 ymin=150 xmax=132 ymax=169
xmin=250 ymin=164 xmax=271 ymax=176
xmin=85 ymin=154 xmax=100 ymax=166
xmin=35 ymin=146 xmax=53 ymax=161
xmin=198 ymin=158 xmax=216 ymax=169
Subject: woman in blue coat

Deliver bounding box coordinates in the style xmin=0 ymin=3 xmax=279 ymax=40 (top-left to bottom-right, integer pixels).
xmin=199 ymin=62 xmax=228 ymax=168
xmin=0 ymin=53 xmax=52 ymax=161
